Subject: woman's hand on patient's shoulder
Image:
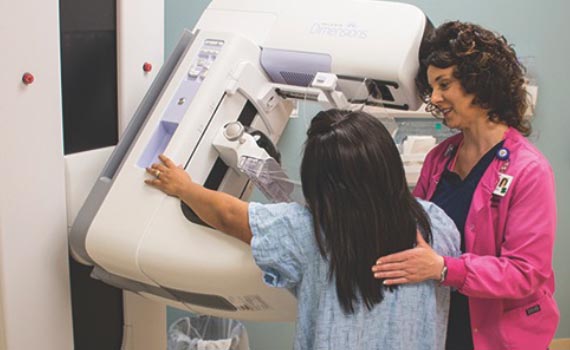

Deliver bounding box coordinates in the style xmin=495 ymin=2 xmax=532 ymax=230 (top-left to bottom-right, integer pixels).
xmin=371 ymin=231 xmax=444 ymax=285
xmin=145 ymin=154 xmax=192 ymax=198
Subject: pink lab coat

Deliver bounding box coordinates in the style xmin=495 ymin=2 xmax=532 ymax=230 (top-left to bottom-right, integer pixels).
xmin=414 ymin=127 xmax=559 ymax=350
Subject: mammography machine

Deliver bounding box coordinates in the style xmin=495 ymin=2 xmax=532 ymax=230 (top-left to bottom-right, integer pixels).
xmin=69 ymin=0 xmax=432 ymax=322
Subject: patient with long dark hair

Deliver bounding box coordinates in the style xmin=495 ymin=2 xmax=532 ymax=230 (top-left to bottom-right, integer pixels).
xmin=145 ymin=109 xmax=460 ymax=350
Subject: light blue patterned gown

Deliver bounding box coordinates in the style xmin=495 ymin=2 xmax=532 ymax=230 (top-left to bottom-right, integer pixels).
xmin=249 ymin=199 xmax=460 ymax=350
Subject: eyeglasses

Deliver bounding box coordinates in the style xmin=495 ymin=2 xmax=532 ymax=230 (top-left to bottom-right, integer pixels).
xmin=425 ymin=99 xmax=445 ymax=119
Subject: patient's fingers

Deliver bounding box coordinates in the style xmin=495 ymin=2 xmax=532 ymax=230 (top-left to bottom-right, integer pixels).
xmin=144 ymin=178 xmax=161 ymax=186
xmin=159 ymin=154 xmax=176 ymax=168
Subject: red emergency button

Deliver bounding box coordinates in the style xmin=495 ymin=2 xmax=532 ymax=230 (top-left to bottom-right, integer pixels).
xmin=22 ymin=72 xmax=34 ymax=85
xmin=143 ymin=62 xmax=152 ymax=73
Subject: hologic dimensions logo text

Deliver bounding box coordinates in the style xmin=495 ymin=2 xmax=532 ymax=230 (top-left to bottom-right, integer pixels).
xmin=309 ymin=22 xmax=368 ymax=39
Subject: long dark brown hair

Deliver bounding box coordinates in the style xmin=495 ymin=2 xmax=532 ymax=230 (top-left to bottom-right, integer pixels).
xmin=301 ymin=109 xmax=432 ymax=314
xmin=416 ymin=21 xmax=531 ymax=135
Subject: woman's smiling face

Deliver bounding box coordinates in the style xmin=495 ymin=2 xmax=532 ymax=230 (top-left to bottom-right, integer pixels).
xmin=427 ymin=65 xmax=488 ymax=129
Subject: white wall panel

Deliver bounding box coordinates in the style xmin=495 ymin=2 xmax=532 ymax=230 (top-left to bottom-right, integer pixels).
xmin=117 ymin=0 xmax=165 ymax=135
xmin=0 ymin=0 xmax=74 ymax=349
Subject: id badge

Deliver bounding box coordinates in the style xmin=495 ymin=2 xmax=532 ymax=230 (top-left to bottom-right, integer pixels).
xmin=493 ymin=173 xmax=513 ymax=197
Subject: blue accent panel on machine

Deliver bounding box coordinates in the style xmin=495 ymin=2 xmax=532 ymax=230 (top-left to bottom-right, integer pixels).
xmin=137 ymin=38 xmax=225 ymax=168
xmin=137 ymin=120 xmax=179 ymax=168
xmin=260 ymin=48 xmax=331 ymax=86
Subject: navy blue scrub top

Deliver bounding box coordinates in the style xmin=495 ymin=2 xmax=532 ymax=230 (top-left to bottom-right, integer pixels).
xmin=430 ymin=140 xmax=504 ymax=350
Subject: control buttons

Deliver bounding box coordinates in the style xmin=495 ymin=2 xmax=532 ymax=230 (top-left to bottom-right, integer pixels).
xmin=188 ymin=67 xmax=202 ymax=79
xmin=199 ymin=49 xmax=219 ymax=58
xmin=204 ymin=39 xmax=224 ymax=47
xmin=188 ymin=39 xmax=225 ymax=80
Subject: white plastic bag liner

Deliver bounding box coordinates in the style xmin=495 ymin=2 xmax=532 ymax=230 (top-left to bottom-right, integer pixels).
xmin=168 ymin=315 xmax=249 ymax=350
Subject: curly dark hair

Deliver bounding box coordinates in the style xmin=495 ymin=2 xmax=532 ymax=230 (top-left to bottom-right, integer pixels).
xmin=415 ymin=21 xmax=531 ymax=136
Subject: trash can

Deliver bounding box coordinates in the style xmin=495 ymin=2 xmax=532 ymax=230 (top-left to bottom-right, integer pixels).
xmin=168 ymin=315 xmax=249 ymax=350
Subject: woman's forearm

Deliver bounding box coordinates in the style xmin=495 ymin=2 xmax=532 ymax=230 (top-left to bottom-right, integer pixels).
xmin=178 ymin=183 xmax=252 ymax=244
xmin=145 ymin=154 xmax=252 ymax=244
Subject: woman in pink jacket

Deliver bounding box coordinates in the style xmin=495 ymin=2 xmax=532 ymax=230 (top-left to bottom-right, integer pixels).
xmin=372 ymin=21 xmax=559 ymax=349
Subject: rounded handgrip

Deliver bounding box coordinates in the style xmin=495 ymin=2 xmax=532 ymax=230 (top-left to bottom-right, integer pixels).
xmin=223 ymin=121 xmax=245 ymax=141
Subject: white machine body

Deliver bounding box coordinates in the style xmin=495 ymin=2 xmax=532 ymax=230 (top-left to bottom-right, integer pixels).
xmin=197 ymin=0 xmax=428 ymax=111
xmin=70 ymin=0 xmax=430 ymax=322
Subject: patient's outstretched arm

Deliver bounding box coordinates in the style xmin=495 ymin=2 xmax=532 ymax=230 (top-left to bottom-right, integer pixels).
xmin=145 ymin=154 xmax=252 ymax=244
